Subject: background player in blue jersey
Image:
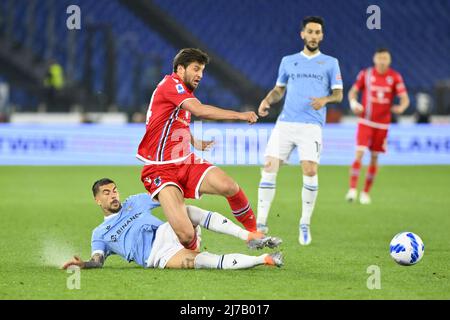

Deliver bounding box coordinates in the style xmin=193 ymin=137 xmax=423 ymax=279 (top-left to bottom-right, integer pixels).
xmin=256 ymin=16 xmax=343 ymax=245
xmin=62 ymin=178 xmax=282 ymax=270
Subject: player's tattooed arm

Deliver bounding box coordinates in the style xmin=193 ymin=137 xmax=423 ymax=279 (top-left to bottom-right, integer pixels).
xmin=83 ymin=253 xmax=105 ymax=269
xmin=326 ymin=89 xmax=344 ymax=104
xmin=62 ymin=253 xmax=105 ymax=270
xmin=264 ymin=86 xmax=286 ymax=105
xmin=310 ymin=89 xmax=343 ymax=110
xmin=259 ymin=86 xmax=286 ymax=117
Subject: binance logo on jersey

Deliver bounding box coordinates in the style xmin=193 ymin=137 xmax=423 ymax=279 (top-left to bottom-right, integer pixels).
xmin=175 ymin=84 xmax=185 ymax=94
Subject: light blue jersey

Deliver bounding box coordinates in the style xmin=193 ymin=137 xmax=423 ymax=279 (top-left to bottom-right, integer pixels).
xmin=276 ymin=51 xmax=343 ymax=126
xmin=91 ymin=193 xmax=162 ymax=267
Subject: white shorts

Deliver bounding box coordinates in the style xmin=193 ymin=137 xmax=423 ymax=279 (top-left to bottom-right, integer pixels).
xmin=264 ymin=121 xmax=323 ymax=163
xmin=146 ymin=222 xmax=185 ymax=269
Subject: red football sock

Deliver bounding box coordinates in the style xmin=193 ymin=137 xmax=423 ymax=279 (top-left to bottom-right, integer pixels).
xmin=226 ymin=188 xmax=256 ymax=232
xmin=184 ymin=233 xmax=199 ymax=251
xmin=350 ymin=160 xmax=362 ymax=189
xmin=363 ymin=165 xmax=378 ymax=193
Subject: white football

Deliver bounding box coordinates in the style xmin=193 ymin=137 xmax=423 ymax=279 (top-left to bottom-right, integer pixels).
xmin=389 ymin=232 xmax=425 ymax=266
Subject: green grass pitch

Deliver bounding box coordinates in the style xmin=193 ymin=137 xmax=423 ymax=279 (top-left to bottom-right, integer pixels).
xmin=0 ymin=165 xmax=449 ymax=299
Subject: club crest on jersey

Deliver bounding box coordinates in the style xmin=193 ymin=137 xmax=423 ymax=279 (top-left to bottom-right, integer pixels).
xmin=175 ymin=84 xmax=185 ymax=94
xmin=386 ymin=76 xmax=393 ymax=85
xmin=154 ymin=177 xmax=162 ymax=187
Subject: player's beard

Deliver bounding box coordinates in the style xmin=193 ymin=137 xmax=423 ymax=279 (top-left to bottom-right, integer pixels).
xmin=305 ymin=40 xmax=320 ymax=53
xmin=183 ymin=74 xmax=199 ymax=92
xmin=109 ymin=200 xmax=122 ymax=213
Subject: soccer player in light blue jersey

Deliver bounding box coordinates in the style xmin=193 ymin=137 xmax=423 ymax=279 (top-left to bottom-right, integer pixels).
xmin=62 ymin=178 xmax=282 ymax=270
xmin=256 ymin=16 xmax=343 ymax=245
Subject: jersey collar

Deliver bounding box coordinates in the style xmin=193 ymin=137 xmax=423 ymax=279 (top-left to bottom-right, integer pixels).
xmin=300 ymin=51 xmax=322 ymax=60
xmin=104 ymin=213 xmax=119 ymax=221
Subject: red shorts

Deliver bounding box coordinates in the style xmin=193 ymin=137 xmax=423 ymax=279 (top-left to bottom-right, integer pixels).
xmin=141 ymin=153 xmax=216 ymax=200
xmin=356 ymin=123 xmax=388 ymax=153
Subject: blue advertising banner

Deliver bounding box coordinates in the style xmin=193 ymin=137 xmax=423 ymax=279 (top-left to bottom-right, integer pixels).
xmin=0 ymin=123 xmax=449 ymax=165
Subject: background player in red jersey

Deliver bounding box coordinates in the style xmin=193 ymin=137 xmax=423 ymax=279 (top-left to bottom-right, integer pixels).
xmin=137 ymin=48 xmax=273 ymax=251
xmin=346 ymin=48 xmax=410 ymax=204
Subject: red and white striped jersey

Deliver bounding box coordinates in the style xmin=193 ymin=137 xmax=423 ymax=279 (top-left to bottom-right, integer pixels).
xmin=137 ymin=73 xmax=197 ymax=164
xmin=354 ymin=67 xmax=407 ymax=129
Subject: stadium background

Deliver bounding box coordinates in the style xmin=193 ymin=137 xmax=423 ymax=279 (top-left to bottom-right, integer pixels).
xmin=0 ymin=0 xmax=449 ymax=300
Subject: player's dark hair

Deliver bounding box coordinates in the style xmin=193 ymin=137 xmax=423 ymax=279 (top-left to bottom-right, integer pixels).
xmin=375 ymin=47 xmax=390 ymax=54
xmin=302 ymin=16 xmax=325 ymax=31
xmin=92 ymin=178 xmax=115 ymax=197
xmin=173 ymin=48 xmax=210 ymax=73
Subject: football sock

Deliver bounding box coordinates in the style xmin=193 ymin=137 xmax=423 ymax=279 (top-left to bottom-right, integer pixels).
xmin=257 ymin=170 xmax=277 ymax=226
xmin=350 ymin=160 xmax=361 ymax=189
xmin=227 ymin=188 xmax=256 ymax=232
xmin=194 ymin=252 xmax=267 ymax=269
xmin=184 ymin=233 xmax=199 ymax=251
xmin=364 ymin=165 xmax=378 ymax=193
xmin=186 ymin=206 xmax=249 ymax=241
xmin=300 ymin=175 xmax=319 ymax=225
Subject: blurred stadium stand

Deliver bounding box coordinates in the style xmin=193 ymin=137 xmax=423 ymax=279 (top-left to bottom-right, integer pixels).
xmin=0 ymin=0 xmax=449 ymax=123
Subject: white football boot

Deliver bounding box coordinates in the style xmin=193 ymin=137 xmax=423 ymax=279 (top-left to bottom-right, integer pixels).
xmin=345 ymin=188 xmax=358 ymax=202
xmin=299 ymin=224 xmax=312 ymax=246
xmin=359 ymin=192 xmax=372 ymax=205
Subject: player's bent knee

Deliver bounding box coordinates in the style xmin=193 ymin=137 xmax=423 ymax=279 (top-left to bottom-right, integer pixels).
xmin=176 ymin=229 xmax=196 ymax=247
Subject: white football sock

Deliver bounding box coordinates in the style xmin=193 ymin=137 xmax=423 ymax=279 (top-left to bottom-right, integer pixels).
xmin=257 ymin=170 xmax=277 ymax=225
xmin=300 ymin=175 xmax=319 ymax=225
xmin=186 ymin=205 xmax=249 ymax=241
xmin=194 ymin=252 xmax=267 ymax=269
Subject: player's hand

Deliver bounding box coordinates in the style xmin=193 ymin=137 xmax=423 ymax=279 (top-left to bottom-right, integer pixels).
xmin=391 ymin=105 xmax=406 ymax=115
xmin=240 ymin=111 xmax=258 ymax=124
xmin=309 ymin=97 xmax=328 ymax=110
xmin=193 ymin=139 xmax=215 ymax=151
xmin=350 ymin=99 xmax=364 ymax=115
xmin=62 ymin=255 xmax=85 ymax=269
xmin=258 ymin=99 xmax=271 ymax=117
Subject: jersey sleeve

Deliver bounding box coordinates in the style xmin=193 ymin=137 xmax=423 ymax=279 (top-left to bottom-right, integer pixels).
xmin=163 ymin=81 xmax=197 ymax=107
xmin=353 ymin=70 xmax=366 ymax=91
xmin=394 ymin=73 xmax=407 ymax=96
xmin=91 ymin=229 xmax=107 ymax=257
xmin=133 ymin=193 xmax=161 ymax=211
xmin=330 ymin=59 xmax=343 ymax=90
xmin=276 ymin=57 xmax=289 ymax=87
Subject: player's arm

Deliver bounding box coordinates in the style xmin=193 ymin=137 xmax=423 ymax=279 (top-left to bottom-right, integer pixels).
xmin=190 ymin=133 xmax=214 ymax=151
xmin=392 ymin=92 xmax=410 ymax=114
xmin=310 ymin=89 xmax=343 ymax=111
xmin=258 ymin=85 xmax=286 ymax=117
xmin=348 ymin=85 xmax=364 ymax=115
xmin=62 ymin=253 xmax=105 ymax=270
xmin=181 ymin=99 xmax=258 ymax=123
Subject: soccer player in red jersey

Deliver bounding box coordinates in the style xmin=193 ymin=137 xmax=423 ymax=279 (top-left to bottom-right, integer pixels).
xmin=346 ymin=48 xmax=410 ymax=204
xmin=137 ymin=48 xmax=265 ymax=251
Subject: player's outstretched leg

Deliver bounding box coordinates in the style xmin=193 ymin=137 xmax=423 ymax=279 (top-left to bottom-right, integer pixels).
xmin=256 ymin=156 xmax=281 ymax=234
xmin=186 ymin=205 xmax=282 ymax=250
xmin=165 ymin=249 xmax=283 ymax=269
xmin=199 ymin=167 xmax=257 ymax=232
xmin=194 ymin=251 xmax=284 ymax=269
